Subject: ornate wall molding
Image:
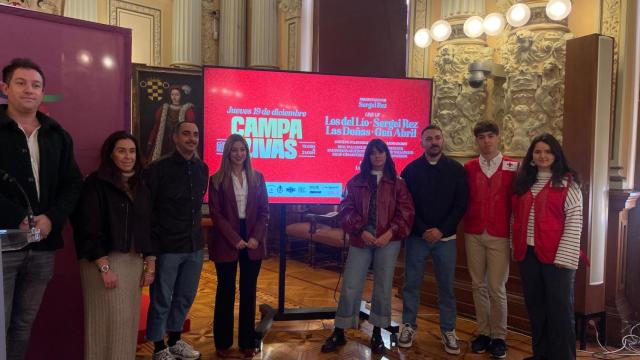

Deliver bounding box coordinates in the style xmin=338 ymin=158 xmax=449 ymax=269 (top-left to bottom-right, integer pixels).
xmin=428 ymin=1 xmax=490 ymax=156
xmin=496 ymin=0 xmax=515 ymax=13
xmin=278 ymin=0 xmax=301 ymax=70
xmin=498 ymin=16 xmax=573 ymax=156
xmin=202 ymin=0 xmax=220 ymax=65
xmin=601 ymin=0 xmax=622 ymax=179
xmin=408 ymin=0 xmax=430 ymax=78
xmin=278 ymin=0 xmax=301 ymax=18
xmin=109 ymin=0 xmax=161 ymax=66
xmin=286 ymin=22 xmax=298 ymax=70
xmin=432 ymin=43 xmax=492 ymax=156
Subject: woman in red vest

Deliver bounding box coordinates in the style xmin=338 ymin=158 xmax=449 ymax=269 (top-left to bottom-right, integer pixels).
xmin=208 ymin=134 xmax=269 ymax=358
xmin=511 ymin=133 xmax=582 ymax=360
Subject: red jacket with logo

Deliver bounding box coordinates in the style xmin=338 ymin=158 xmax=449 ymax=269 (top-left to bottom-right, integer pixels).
xmin=511 ymin=179 xmax=570 ymax=263
xmin=463 ymin=157 xmax=518 ymax=238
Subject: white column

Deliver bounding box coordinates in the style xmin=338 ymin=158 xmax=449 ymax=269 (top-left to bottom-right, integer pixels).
xmin=300 ymin=0 xmax=313 ymax=71
xmin=219 ymin=0 xmax=246 ymax=67
xmin=441 ymin=0 xmax=484 ymax=19
xmin=171 ymin=0 xmax=202 ymax=68
xmin=248 ymin=0 xmax=278 ymax=69
xmin=64 ymin=0 xmax=98 ymax=22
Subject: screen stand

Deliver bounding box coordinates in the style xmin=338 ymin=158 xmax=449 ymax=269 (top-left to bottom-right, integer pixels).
xmin=255 ymin=206 xmax=399 ymax=347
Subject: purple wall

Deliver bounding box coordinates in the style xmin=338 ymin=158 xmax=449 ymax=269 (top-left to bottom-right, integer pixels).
xmin=315 ymin=0 xmax=407 ymax=77
xmin=0 ymin=5 xmax=131 ymax=359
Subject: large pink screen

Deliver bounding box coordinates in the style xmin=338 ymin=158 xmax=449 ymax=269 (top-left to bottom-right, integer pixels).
xmin=204 ymin=67 xmax=432 ymax=204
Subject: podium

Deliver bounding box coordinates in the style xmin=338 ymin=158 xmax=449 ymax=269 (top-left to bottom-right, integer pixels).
xmin=0 ymin=228 xmax=42 ymax=359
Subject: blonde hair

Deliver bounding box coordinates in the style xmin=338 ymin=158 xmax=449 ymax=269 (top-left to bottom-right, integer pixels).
xmin=211 ymin=134 xmax=257 ymax=190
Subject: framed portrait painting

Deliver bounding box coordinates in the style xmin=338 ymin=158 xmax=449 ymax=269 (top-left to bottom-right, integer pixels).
xmin=132 ymin=64 xmax=203 ymax=164
xmin=1 ymin=0 xmax=64 ymax=15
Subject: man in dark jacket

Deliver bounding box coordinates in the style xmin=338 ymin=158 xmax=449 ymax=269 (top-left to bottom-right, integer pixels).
xmin=0 ymin=58 xmax=82 ymax=359
xmin=145 ymin=121 xmax=208 ymax=360
xmin=397 ymin=125 xmax=468 ymax=355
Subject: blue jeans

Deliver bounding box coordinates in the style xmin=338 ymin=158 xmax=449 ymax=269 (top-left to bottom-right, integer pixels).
xmin=402 ymin=236 xmax=457 ymax=331
xmin=147 ymin=250 xmax=203 ymax=341
xmin=335 ymin=241 xmax=401 ymax=329
xmin=2 ymin=250 xmax=55 ymax=360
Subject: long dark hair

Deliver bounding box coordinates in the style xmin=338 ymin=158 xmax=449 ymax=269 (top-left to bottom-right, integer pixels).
xmin=211 ymin=134 xmax=257 ymax=190
xmin=98 ymin=131 xmax=145 ymax=191
xmin=513 ymin=133 xmax=580 ymax=195
xmin=359 ymin=138 xmax=397 ymax=180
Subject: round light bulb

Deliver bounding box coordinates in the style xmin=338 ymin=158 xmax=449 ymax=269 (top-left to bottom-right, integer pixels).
xmin=506 ymin=3 xmax=531 ymax=27
xmin=483 ymin=12 xmax=506 ymax=36
xmin=430 ymin=20 xmax=452 ymax=42
xmin=414 ymin=28 xmax=432 ymax=48
xmin=102 ymin=56 xmax=115 ymax=69
xmin=464 ymin=16 xmax=484 ymax=38
xmin=546 ymin=0 xmax=572 ymax=21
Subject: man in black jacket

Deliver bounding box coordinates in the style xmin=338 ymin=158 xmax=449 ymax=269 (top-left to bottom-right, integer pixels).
xmin=145 ymin=121 xmax=208 ymax=360
xmin=0 ymin=58 xmax=82 ymax=359
xmin=397 ymin=125 xmax=468 ymax=355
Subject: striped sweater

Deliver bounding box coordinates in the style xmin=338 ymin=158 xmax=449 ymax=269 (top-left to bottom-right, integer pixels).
xmin=523 ymin=171 xmax=583 ymax=269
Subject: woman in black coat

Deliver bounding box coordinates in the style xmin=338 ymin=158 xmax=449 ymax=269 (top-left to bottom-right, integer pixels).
xmin=73 ymin=131 xmax=156 ymax=360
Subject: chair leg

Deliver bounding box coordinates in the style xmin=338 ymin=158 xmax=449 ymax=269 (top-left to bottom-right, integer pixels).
xmin=309 ymin=241 xmax=316 ymax=268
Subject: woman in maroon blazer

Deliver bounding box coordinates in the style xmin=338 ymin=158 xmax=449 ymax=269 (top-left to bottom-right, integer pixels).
xmin=208 ymin=133 xmax=269 ymax=358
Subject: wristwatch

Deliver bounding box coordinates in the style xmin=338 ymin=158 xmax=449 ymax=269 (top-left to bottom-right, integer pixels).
xmin=99 ymin=264 xmax=111 ymax=273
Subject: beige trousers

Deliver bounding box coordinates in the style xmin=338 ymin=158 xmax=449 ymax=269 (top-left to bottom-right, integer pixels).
xmin=465 ymin=232 xmax=510 ymax=339
xmin=80 ymin=252 xmax=143 ymax=360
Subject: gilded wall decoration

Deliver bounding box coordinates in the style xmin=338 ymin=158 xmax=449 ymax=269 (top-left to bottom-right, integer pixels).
xmin=202 ymin=0 xmax=220 ymax=65
xmin=499 ymin=26 xmax=573 ymax=156
xmin=432 ymin=43 xmax=492 ymax=156
xmin=495 ymin=0 xmax=515 ymax=13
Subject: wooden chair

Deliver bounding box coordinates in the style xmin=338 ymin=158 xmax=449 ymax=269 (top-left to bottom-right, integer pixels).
xmin=285 ymin=205 xmax=349 ymax=268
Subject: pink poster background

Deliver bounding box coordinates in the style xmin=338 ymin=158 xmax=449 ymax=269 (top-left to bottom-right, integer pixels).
xmin=204 ymin=67 xmax=432 ymax=204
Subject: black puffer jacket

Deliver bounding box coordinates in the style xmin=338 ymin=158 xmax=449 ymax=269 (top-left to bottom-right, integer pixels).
xmin=72 ymin=170 xmax=154 ymax=261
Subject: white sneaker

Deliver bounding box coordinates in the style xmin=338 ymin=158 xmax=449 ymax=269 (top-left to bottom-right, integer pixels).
xmin=441 ymin=329 xmax=460 ymax=355
xmin=152 ymin=348 xmax=177 ymax=360
xmin=169 ymin=340 xmax=201 ymax=359
xmin=398 ymin=323 xmax=416 ymax=348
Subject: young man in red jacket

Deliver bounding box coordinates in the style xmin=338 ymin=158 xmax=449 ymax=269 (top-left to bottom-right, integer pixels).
xmin=463 ymin=121 xmax=518 ymax=359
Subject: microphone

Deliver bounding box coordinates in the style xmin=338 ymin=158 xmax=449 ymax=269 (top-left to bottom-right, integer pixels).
xmin=0 ymin=169 xmax=36 ymax=230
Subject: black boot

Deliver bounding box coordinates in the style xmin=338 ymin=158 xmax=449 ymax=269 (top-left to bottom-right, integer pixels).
xmin=321 ymin=328 xmax=346 ymax=353
xmin=370 ymin=327 xmax=385 ymax=354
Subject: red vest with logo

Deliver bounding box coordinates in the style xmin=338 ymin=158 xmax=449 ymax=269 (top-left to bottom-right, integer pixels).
xmin=511 ymin=177 xmax=570 ymax=263
xmin=463 ymin=157 xmax=518 ymax=238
